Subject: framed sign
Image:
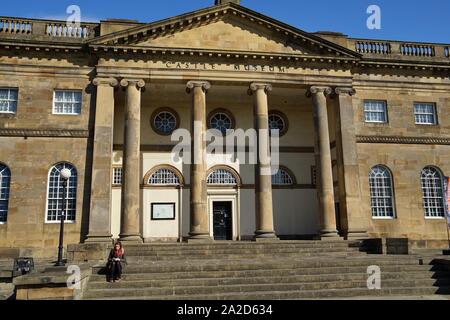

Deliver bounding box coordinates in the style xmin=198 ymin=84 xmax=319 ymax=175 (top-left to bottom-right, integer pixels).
xmin=151 ymin=203 xmax=176 ymax=220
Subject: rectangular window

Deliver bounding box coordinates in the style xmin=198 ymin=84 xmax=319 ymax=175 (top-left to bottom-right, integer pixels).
xmin=112 ymin=167 xmax=123 ymax=185
xmin=53 ymin=90 xmax=82 ymax=115
xmin=0 ymin=88 xmax=18 ymax=114
xmin=364 ymin=100 xmax=387 ymax=123
xmin=414 ymin=102 xmax=437 ymax=125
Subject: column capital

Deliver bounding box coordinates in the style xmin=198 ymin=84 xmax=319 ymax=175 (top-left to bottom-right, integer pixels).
xmin=248 ymin=82 xmax=272 ymax=95
xmin=186 ymin=80 xmax=211 ymax=93
xmin=93 ymin=77 xmax=119 ymax=87
xmin=334 ymin=87 xmax=356 ymax=97
xmin=306 ymin=86 xmax=332 ymax=97
xmin=120 ymin=79 xmax=146 ymax=89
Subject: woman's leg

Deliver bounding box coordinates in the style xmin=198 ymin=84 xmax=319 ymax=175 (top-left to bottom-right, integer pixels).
xmin=110 ymin=262 xmax=117 ymax=281
xmin=117 ymin=262 xmax=122 ymax=279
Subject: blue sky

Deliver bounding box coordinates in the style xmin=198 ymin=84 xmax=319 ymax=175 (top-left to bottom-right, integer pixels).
xmin=1 ymin=0 xmax=449 ymax=43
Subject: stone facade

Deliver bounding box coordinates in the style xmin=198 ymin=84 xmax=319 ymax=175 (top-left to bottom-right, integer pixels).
xmin=0 ymin=2 xmax=449 ymax=257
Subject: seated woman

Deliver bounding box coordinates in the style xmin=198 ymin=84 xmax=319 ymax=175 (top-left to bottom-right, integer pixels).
xmin=106 ymin=241 xmax=126 ymax=282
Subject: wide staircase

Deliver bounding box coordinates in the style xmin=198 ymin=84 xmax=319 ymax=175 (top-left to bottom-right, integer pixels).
xmin=83 ymin=241 xmax=450 ymax=300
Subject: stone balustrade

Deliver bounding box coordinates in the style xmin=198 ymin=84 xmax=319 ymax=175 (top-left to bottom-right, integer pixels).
xmin=350 ymin=38 xmax=449 ymax=61
xmin=0 ymin=18 xmax=32 ymax=34
xmin=355 ymin=40 xmax=391 ymax=55
xmin=0 ymin=16 xmax=98 ymax=41
xmin=400 ymin=43 xmax=435 ymax=57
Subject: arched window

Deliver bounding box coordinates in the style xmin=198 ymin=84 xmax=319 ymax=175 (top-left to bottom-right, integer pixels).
xmin=272 ymin=168 xmax=295 ymax=186
xmin=207 ymin=169 xmax=238 ymax=185
xmin=369 ymin=165 xmax=395 ymax=218
xmin=46 ymin=162 xmax=77 ymax=223
xmin=0 ymin=164 xmax=11 ymax=224
xmin=421 ymin=166 xmax=446 ymax=218
xmin=148 ymin=168 xmax=181 ymax=185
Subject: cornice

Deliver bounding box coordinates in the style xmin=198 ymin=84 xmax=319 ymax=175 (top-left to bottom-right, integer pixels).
xmin=356 ymin=135 xmax=450 ymax=146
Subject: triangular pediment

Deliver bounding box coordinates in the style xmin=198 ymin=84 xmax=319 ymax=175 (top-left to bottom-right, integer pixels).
xmin=90 ymin=3 xmax=359 ymax=59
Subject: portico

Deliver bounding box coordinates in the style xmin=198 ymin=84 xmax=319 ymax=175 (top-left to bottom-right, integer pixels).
xmin=86 ymin=69 xmax=357 ymax=243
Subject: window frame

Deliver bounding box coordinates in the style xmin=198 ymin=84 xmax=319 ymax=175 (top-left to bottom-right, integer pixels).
xmin=272 ymin=167 xmax=296 ymax=186
xmin=421 ymin=166 xmax=446 ymax=219
xmin=45 ymin=162 xmax=78 ymax=224
xmin=52 ymin=89 xmax=83 ymax=116
xmin=363 ymin=100 xmax=388 ymax=124
xmin=147 ymin=168 xmax=181 ymax=186
xmin=150 ymin=108 xmax=180 ymax=136
xmin=112 ymin=167 xmax=123 ymax=186
xmin=0 ymin=87 xmax=18 ymax=114
xmin=207 ymin=109 xmax=235 ymax=136
xmin=207 ymin=168 xmax=238 ymax=186
xmin=268 ymin=110 xmax=289 ymax=137
xmin=369 ymin=165 xmax=396 ymax=219
xmin=414 ymin=102 xmax=438 ymax=126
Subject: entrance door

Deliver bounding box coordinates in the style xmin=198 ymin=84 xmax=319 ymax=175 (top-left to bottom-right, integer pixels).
xmin=213 ymin=201 xmax=233 ymax=241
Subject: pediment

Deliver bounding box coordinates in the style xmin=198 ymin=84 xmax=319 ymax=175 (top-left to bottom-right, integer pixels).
xmin=134 ymin=16 xmax=316 ymax=55
xmin=90 ymin=3 xmax=359 ymax=59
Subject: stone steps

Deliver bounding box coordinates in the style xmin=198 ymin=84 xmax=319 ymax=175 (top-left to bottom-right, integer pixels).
xmin=88 ymin=265 xmax=443 ymax=282
xmin=82 ymin=241 xmax=450 ymax=300
xmin=88 ymin=287 xmax=450 ymax=300
xmin=83 ymin=278 xmax=450 ymax=299
xmin=126 ymin=252 xmax=361 ymax=262
xmin=0 ymin=283 xmax=14 ymax=300
xmin=87 ymin=271 xmax=450 ymax=290
xmin=123 ymin=242 xmax=355 ymax=251
xmin=92 ymin=257 xmax=440 ymax=274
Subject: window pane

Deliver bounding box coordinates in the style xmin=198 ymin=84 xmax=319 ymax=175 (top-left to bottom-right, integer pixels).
xmin=0 ymin=90 xmax=8 ymax=100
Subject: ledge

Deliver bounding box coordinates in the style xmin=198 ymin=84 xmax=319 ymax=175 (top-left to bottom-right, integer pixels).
xmin=0 ymin=129 xmax=89 ymax=138
xmin=357 ymin=135 xmax=450 ymax=146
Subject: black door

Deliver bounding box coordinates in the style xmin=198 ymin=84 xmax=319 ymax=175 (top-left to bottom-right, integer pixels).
xmin=213 ymin=201 xmax=233 ymax=241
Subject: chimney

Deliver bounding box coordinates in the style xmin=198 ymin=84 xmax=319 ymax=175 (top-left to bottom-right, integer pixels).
xmin=215 ymin=0 xmax=240 ymax=5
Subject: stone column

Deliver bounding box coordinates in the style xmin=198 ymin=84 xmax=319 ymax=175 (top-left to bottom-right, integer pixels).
xmin=186 ymin=81 xmax=211 ymax=241
xmin=333 ymin=88 xmax=368 ymax=239
xmin=119 ymin=79 xmax=145 ymax=243
xmin=85 ymin=77 xmax=118 ymax=243
xmin=307 ymin=86 xmax=341 ymax=239
xmin=249 ymin=83 xmax=277 ymax=240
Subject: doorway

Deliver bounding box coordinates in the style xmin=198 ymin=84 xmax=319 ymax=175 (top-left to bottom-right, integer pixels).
xmin=212 ymin=201 xmax=233 ymax=241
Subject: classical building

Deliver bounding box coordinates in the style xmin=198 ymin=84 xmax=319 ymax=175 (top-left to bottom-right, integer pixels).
xmin=0 ymin=0 xmax=449 ymax=257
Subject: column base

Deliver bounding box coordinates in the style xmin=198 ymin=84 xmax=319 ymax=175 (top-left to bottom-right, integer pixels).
xmin=254 ymin=230 xmax=278 ymax=241
xmin=188 ymin=233 xmax=213 ymax=242
xmin=119 ymin=234 xmax=143 ymax=243
xmin=320 ymin=229 xmax=343 ymax=241
xmin=84 ymin=233 xmax=113 ymax=244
